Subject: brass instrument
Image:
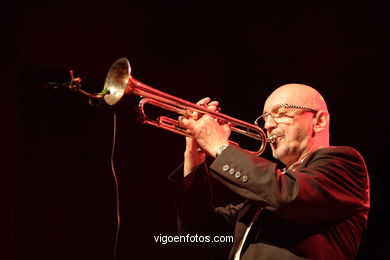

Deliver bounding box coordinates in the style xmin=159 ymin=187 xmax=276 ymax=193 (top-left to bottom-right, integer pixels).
xmin=102 ymin=58 xmax=274 ymax=155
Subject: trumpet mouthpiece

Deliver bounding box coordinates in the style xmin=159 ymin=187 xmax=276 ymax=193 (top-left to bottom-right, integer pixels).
xmin=267 ymin=135 xmax=277 ymax=144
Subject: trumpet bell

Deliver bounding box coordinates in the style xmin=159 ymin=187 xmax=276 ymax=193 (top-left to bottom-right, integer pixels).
xmin=103 ymin=58 xmax=131 ymax=106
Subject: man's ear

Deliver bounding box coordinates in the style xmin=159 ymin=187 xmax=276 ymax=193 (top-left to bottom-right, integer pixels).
xmin=313 ymin=110 xmax=329 ymax=133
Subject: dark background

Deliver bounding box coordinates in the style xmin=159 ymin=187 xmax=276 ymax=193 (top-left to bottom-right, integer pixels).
xmin=1 ymin=1 xmax=388 ymax=259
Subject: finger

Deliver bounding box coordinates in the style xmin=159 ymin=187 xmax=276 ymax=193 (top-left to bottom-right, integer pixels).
xmin=206 ymin=105 xmax=219 ymax=112
xmin=180 ymin=116 xmax=195 ymax=127
xmin=181 ymin=116 xmax=196 ymax=132
xmin=178 ymin=116 xmax=185 ymax=125
xmin=185 ymin=97 xmax=210 ymax=118
xmin=191 ymin=111 xmax=199 ymax=119
xmin=206 ymin=101 xmax=221 ymax=112
xmin=192 ymin=98 xmax=213 ymax=119
xmin=222 ymin=123 xmax=232 ymax=136
xmin=222 ymin=123 xmax=231 ymax=131
xmin=216 ymin=120 xmax=230 ymax=128
xmin=196 ymin=97 xmax=211 ymax=106
xmin=207 ymin=101 xmax=219 ymax=107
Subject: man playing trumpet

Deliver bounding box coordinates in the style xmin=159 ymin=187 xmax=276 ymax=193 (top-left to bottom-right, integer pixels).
xmin=169 ymin=83 xmax=370 ymax=260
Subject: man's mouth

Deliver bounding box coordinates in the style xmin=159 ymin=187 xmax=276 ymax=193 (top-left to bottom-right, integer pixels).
xmin=267 ymin=135 xmax=277 ymax=144
xmin=269 ymin=134 xmax=283 ymax=146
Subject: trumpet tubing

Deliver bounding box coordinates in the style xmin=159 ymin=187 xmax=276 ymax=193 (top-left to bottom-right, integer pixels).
xmin=102 ymin=58 xmax=271 ymax=155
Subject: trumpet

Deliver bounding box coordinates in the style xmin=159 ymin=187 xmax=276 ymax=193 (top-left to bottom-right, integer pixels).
xmin=102 ymin=58 xmax=275 ymax=155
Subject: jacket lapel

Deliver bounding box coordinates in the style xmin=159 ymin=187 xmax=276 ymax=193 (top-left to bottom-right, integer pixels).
xmin=229 ymin=201 xmax=262 ymax=259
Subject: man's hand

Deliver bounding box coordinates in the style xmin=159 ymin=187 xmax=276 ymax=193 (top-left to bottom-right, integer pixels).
xmin=182 ymin=114 xmax=230 ymax=157
xmin=182 ymin=98 xmax=216 ymax=176
xmin=181 ymin=97 xmax=231 ymax=178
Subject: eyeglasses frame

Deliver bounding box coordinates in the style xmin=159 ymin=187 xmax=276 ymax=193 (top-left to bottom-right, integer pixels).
xmin=254 ymin=103 xmax=319 ymax=128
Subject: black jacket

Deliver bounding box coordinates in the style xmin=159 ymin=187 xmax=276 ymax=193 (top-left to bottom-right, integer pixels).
xmin=169 ymin=146 xmax=370 ymax=260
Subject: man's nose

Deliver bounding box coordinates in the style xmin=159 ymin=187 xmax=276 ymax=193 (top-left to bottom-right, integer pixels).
xmin=264 ymin=115 xmax=277 ymax=131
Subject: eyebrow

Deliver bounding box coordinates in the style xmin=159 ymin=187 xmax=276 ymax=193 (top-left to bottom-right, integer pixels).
xmin=264 ymin=104 xmax=287 ymax=113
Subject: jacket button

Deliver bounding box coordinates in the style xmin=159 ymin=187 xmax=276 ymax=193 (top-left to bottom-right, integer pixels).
xmin=235 ymin=171 xmax=241 ymax=179
xmin=229 ymin=168 xmax=235 ymax=175
xmin=222 ymin=165 xmax=230 ymax=172
xmin=242 ymin=175 xmax=248 ymax=183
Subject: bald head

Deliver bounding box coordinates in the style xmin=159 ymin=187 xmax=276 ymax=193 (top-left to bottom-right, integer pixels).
xmin=264 ymin=84 xmax=328 ymax=112
xmin=262 ymin=84 xmax=330 ymax=166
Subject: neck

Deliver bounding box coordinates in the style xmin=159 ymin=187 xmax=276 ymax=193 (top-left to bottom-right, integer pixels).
xmin=284 ymin=149 xmax=313 ymax=168
xmin=284 ymin=139 xmax=329 ymax=168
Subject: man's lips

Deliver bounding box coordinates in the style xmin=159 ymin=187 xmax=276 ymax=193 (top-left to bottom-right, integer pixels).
xmin=268 ymin=133 xmax=283 ymax=145
xmin=267 ymin=135 xmax=277 ymax=144
xmin=268 ymin=133 xmax=283 ymax=140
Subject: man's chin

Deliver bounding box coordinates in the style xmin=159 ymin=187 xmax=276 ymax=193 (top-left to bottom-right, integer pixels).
xmin=272 ymin=144 xmax=288 ymax=161
xmin=271 ymin=147 xmax=282 ymax=160
xmin=271 ymin=137 xmax=287 ymax=159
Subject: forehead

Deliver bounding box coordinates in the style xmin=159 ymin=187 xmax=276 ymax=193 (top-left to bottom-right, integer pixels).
xmin=263 ymin=93 xmax=298 ymax=112
xmin=263 ymin=86 xmax=317 ymax=112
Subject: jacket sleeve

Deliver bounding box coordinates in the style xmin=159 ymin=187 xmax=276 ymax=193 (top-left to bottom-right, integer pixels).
xmin=168 ymin=162 xmax=240 ymax=235
xmin=209 ymin=145 xmax=370 ymax=224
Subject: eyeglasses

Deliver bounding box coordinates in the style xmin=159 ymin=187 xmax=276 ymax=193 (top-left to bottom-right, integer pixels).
xmin=254 ymin=103 xmax=319 ymax=129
